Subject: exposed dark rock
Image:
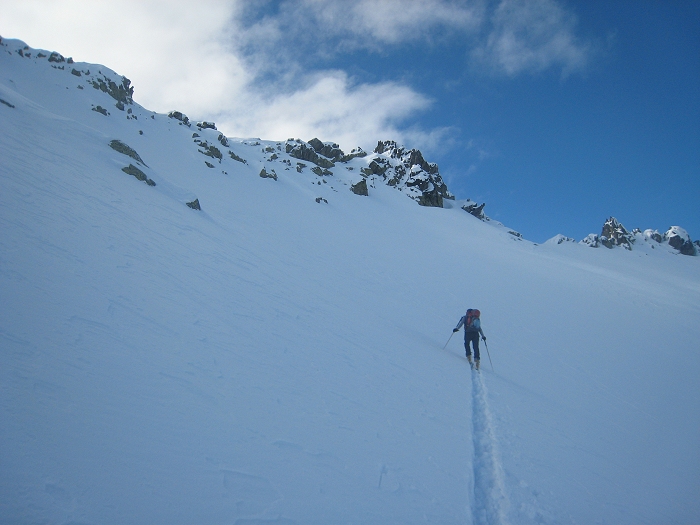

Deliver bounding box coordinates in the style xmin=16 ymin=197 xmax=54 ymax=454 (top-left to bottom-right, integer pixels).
xmin=462 ymin=202 xmax=485 ymax=219
xmin=217 ymin=133 xmax=229 ymax=147
xmin=417 ymin=189 xmax=444 ymax=207
xmin=71 ymin=68 xmax=81 ymax=77
xmin=48 ymin=51 xmax=65 ymax=63
xmin=644 ymin=229 xmax=663 ymax=243
xmin=0 ymin=98 xmax=15 ymax=108
xmin=366 ymin=159 xmax=389 ymax=177
xmin=205 ymin=161 xmax=215 ymax=169
xmin=600 ymin=217 xmax=634 ymax=250
xmin=312 ymin=166 xmax=332 ymax=176
xmin=194 ymin=140 xmax=222 ymax=162
xmin=315 ymin=197 xmax=328 ymax=204
xmin=92 ymin=105 xmax=109 ymax=116
xmin=665 ymin=226 xmax=696 ymax=255
xmin=547 ymin=234 xmax=575 ymax=245
xmin=340 ymin=147 xmax=367 ymax=163
xmin=186 ymin=199 xmax=201 ymax=210
xmin=168 ymin=111 xmax=190 ymax=126
xmin=89 ymin=75 xmax=134 ymax=105
xmin=122 ymin=164 xmax=155 ymax=186
xmin=259 ymin=168 xmax=277 ymax=180
xmin=228 ymin=151 xmax=247 ymax=164
xmin=583 ymin=223 xmax=695 ymax=255
xmin=351 ymin=179 xmax=368 ymax=196
xmin=286 ymin=140 xmax=335 ymax=169
xmin=197 ymin=121 xmax=217 ymax=130
xmin=308 ymin=138 xmax=325 ymax=151
xmin=374 ymin=140 xmax=438 ymax=175
xmin=109 ymin=140 xmax=147 ymax=166
xmin=370 ymin=140 xmax=452 ymax=207
xmin=308 ymin=138 xmax=345 ymax=161
xmin=115 ymin=101 xmax=125 ymax=111
xmin=580 ymin=234 xmax=600 ymax=248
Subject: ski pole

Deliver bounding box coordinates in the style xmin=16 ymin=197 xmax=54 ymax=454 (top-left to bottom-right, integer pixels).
xmin=483 ymin=339 xmax=494 ymax=371
xmin=443 ymin=332 xmax=454 ymax=350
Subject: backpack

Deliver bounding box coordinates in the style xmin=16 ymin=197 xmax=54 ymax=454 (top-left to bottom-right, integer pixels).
xmin=466 ymin=309 xmax=480 ymax=329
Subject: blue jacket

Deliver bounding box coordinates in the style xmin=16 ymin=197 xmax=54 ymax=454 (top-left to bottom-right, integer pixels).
xmin=455 ymin=316 xmax=485 ymax=338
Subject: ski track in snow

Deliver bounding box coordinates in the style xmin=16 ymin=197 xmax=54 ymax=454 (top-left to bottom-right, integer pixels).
xmin=471 ymin=370 xmax=510 ymax=525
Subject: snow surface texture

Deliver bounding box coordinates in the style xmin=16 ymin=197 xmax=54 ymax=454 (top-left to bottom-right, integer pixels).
xmin=1 ymin=37 xmax=699 ymax=524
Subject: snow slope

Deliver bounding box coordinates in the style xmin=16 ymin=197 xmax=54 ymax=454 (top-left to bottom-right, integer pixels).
xmin=1 ymin=38 xmax=699 ymax=525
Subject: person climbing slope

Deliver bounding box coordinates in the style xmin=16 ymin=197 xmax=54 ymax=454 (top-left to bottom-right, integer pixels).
xmin=453 ymin=309 xmax=486 ymax=369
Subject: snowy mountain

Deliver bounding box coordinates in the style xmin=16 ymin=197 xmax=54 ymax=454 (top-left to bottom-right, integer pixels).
xmin=1 ymin=37 xmax=699 ymax=525
xmin=577 ymin=217 xmax=699 ymax=256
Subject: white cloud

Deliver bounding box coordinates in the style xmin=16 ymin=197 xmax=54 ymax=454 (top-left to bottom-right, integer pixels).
xmin=0 ymin=0 xmax=594 ymax=155
xmin=472 ymin=0 xmax=591 ymax=76
xmin=303 ymin=0 xmax=484 ymax=46
xmin=0 ymin=0 xmax=444 ymax=151
xmin=219 ymin=71 xmax=433 ymax=151
xmin=239 ymin=0 xmax=483 ymax=53
xmin=0 ymin=0 xmax=247 ymax=116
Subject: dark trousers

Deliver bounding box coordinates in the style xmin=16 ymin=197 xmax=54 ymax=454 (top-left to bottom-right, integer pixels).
xmin=464 ymin=331 xmax=480 ymax=360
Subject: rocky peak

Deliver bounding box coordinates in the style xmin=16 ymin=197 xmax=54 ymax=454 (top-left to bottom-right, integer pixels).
xmin=580 ymin=218 xmax=697 ymax=256
xmin=285 ymin=138 xmax=367 ymax=168
xmin=308 ymin=138 xmax=344 ymax=162
xmin=285 ymin=139 xmax=335 ymax=169
xmin=462 ymin=202 xmax=486 ymax=219
xmin=374 ymin=141 xmax=438 ymax=175
xmin=665 ymin=226 xmax=696 ymax=256
xmin=366 ymin=140 xmax=453 ymax=208
xmin=600 ymin=217 xmax=634 ymax=250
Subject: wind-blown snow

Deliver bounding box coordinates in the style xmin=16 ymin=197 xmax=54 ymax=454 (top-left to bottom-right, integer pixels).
xmin=1 ymin=37 xmax=699 ymax=525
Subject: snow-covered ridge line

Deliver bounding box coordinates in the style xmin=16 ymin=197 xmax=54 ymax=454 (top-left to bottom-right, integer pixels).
xmin=0 ymin=36 xmax=460 ymax=212
xmin=2 ymin=35 xmax=696 ymax=257
xmin=548 ymin=217 xmax=699 ymax=256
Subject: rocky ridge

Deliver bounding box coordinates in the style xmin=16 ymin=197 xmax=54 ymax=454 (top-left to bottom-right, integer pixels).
xmin=575 ymin=217 xmax=697 ymax=256
xmin=2 ymin=36 xmax=696 ymax=257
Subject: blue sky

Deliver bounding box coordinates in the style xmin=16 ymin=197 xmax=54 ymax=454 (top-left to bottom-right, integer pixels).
xmin=2 ymin=0 xmax=698 ymax=242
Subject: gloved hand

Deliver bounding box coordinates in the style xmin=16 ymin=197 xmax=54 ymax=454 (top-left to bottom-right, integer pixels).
xmin=453 ymin=328 xmax=459 ymax=333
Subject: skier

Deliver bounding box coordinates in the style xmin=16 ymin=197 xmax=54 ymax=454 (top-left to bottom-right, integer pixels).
xmin=453 ymin=309 xmax=486 ymax=369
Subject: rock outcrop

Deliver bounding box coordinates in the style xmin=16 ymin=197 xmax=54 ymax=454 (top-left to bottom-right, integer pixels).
xmin=109 ymin=140 xmax=146 ymax=166
xmin=121 ymin=164 xmax=155 ymax=186
xmin=546 ymin=234 xmax=576 ymax=245
xmin=363 ymin=141 xmax=454 ymax=208
xmin=259 ymin=168 xmax=277 ymax=181
xmin=580 ymin=218 xmax=697 ymax=255
xmin=286 ymin=139 xmax=335 ymax=169
xmin=600 ymin=217 xmax=634 ymax=250
xmin=168 ymin=111 xmax=190 ymax=126
xmin=462 ymin=202 xmax=486 ymax=219
xmin=351 ymin=179 xmax=368 ymax=196
xmin=665 ymin=226 xmax=696 ymax=256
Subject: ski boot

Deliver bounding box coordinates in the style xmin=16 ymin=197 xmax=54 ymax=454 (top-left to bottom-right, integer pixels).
xmin=475 ymin=359 xmax=480 ymax=371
